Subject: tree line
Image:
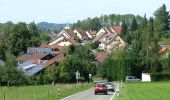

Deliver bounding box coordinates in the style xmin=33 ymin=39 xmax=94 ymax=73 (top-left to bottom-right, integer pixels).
xmin=103 ymin=4 xmax=170 ymax=81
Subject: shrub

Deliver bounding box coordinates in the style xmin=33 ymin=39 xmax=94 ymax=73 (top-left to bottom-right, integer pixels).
xmin=150 ymin=72 xmax=170 ymax=81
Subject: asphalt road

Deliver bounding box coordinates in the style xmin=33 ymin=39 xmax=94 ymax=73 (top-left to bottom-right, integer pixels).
xmin=62 ymin=83 xmax=118 ymax=100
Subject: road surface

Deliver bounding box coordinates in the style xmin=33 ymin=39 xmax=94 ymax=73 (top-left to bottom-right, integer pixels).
xmin=62 ymin=83 xmax=118 ymax=100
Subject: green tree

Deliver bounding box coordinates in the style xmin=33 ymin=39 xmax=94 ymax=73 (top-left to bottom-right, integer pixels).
xmin=7 ymin=22 xmax=32 ymax=56
xmin=130 ymin=17 xmax=138 ymax=31
xmin=154 ymin=4 xmax=169 ymax=33
xmin=0 ymin=53 xmax=24 ymax=86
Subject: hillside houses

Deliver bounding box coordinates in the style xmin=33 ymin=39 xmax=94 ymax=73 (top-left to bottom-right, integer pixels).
xmin=17 ymin=25 xmax=125 ymax=76
xmin=18 ymin=45 xmax=66 ymax=76
xmin=94 ymin=26 xmax=125 ymax=51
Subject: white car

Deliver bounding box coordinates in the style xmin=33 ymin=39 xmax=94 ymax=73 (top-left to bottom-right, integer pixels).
xmin=106 ymin=82 xmax=115 ymax=92
xmin=125 ymin=76 xmax=140 ymax=82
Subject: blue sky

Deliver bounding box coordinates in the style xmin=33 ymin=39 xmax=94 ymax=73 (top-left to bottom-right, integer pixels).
xmin=0 ymin=0 xmax=170 ymax=23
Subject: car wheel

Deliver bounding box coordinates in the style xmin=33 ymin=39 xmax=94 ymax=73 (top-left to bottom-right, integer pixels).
xmin=95 ymin=92 xmax=97 ymax=95
xmin=105 ymin=92 xmax=108 ymax=95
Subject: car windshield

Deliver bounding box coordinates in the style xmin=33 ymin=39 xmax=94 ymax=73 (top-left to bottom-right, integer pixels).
xmin=106 ymin=82 xmax=113 ymax=85
xmin=96 ymin=83 xmax=106 ymax=87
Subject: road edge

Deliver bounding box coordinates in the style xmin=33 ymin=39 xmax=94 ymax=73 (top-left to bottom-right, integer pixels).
xmin=110 ymin=83 xmax=119 ymax=100
xmin=61 ymin=87 xmax=93 ymax=100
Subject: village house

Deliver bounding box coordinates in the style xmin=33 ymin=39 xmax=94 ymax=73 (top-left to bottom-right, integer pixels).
xmin=73 ymin=29 xmax=88 ymax=42
xmin=58 ymin=29 xmax=74 ymax=39
xmin=48 ymin=35 xmax=77 ymax=46
xmin=94 ymin=26 xmax=125 ymax=51
xmin=86 ymin=31 xmax=97 ymax=39
xmin=18 ymin=45 xmax=66 ymax=76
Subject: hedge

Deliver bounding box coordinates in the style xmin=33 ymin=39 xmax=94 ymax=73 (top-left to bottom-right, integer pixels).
xmin=150 ymin=73 xmax=170 ymax=81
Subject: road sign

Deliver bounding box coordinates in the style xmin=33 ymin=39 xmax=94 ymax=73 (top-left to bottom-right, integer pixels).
xmin=76 ymin=70 xmax=80 ymax=79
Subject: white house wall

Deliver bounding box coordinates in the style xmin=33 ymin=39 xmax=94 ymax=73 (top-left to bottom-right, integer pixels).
xmin=96 ymin=28 xmax=105 ymax=36
xmin=86 ymin=31 xmax=93 ymax=39
xmin=49 ymin=36 xmax=64 ymax=45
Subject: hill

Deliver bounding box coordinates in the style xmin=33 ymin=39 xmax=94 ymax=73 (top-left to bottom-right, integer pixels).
xmin=37 ymin=22 xmax=71 ymax=31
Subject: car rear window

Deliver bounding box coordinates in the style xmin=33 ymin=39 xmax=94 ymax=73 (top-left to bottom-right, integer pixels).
xmin=96 ymin=83 xmax=106 ymax=87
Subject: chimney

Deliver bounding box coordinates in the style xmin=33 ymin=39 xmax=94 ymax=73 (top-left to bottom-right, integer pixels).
xmin=37 ymin=59 xmax=41 ymax=64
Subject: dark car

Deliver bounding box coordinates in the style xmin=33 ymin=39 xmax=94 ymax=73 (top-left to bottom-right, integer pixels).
xmin=106 ymin=82 xmax=115 ymax=92
xmin=94 ymin=82 xmax=107 ymax=95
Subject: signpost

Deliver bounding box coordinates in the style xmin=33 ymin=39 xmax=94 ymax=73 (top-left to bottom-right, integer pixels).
xmin=76 ymin=70 xmax=80 ymax=84
xmin=89 ymin=74 xmax=92 ymax=83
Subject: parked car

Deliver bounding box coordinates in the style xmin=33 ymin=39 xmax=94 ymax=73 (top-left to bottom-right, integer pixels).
xmin=106 ymin=82 xmax=115 ymax=92
xmin=125 ymin=76 xmax=140 ymax=82
xmin=94 ymin=82 xmax=108 ymax=95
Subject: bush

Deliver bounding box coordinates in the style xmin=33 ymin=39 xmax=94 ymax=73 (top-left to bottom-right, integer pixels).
xmin=150 ymin=72 xmax=170 ymax=81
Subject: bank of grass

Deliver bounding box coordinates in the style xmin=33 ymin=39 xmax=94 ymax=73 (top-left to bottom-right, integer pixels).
xmin=0 ymin=83 xmax=93 ymax=100
xmin=159 ymin=38 xmax=170 ymax=45
xmin=115 ymin=81 xmax=170 ymax=100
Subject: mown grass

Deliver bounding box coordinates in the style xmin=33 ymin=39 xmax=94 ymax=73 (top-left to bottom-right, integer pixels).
xmin=115 ymin=81 xmax=170 ymax=100
xmin=0 ymin=83 xmax=93 ymax=100
xmin=159 ymin=38 xmax=170 ymax=45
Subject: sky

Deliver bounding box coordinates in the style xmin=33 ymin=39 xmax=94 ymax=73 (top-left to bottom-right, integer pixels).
xmin=0 ymin=0 xmax=170 ymax=24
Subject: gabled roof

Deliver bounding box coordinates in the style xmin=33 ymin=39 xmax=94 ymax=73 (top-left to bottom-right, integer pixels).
xmin=111 ymin=26 xmax=122 ymax=34
xmin=93 ymin=32 xmax=107 ymax=42
xmin=98 ymin=33 xmax=118 ymax=45
xmin=40 ymin=44 xmax=66 ymax=52
xmin=74 ymin=29 xmax=88 ymax=36
xmin=63 ymin=29 xmax=74 ymax=36
xmin=104 ymin=27 xmax=113 ymax=33
xmin=45 ymin=54 xmax=65 ymax=66
xmin=89 ymin=31 xmax=97 ymax=35
xmin=67 ymin=38 xmax=77 ymax=45
xmin=18 ymin=53 xmax=53 ymax=61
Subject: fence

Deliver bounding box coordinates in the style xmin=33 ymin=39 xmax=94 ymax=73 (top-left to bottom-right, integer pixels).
xmin=0 ymin=89 xmax=56 ymax=100
xmin=0 ymin=83 xmax=89 ymax=100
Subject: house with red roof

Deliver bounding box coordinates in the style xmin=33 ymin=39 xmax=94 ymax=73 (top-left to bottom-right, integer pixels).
xmin=86 ymin=31 xmax=97 ymax=39
xmin=73 ymin=29 xmax=88 ymax=41
xmin=94 ymin=26 xmax=125 ymax=51
xmin=48 ymin=35 xmax=77 ymax=46
xmin=58 ymin=29 xmax=74 ymax=38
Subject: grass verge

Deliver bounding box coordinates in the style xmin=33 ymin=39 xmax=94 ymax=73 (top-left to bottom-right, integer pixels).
xmin=0 ymin=83 xmax=93 ymax=100
xmin=114 ymin=81 xmax=170 ymax=100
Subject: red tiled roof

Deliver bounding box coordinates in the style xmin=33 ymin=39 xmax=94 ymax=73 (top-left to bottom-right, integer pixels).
xmin=112 ymin=26 xmax=122 ymax=34
xmin=64 ymin=29 xmax=74 ymax=35
xmin=104 ymin=27 xmax=113 ymax=33
xmin=18 ymin=53 xmax=51 ymax=61
xmin=45 ymin=54 xmax=65 ymax=66
xmin=67 ymin=38 xmax=77 ymax=45
xmin=89 ymin=31 xmax=97 ymax=35
xmin=95 ymin=52 xmax=108 ymax=63
xmin=75 ymin=29 xmax=88 ymax=36
xmin=40 ymin=44 xmax=66 ymax=51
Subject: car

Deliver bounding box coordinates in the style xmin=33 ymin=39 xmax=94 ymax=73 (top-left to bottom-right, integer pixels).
xmin=125 ymin=76 xmax=140 ymax=82
xmin=94 ymin=82 xmax=108 ymax=95
xmin=106 ymin=82 xmax=115 ymax=92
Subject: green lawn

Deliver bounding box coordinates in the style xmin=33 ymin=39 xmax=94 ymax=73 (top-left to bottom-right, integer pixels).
xmin=159 ymin=38 xmax=170 ymax=45
xmin=115 ymin=82 xmax=170 ymax=100
xmin=0 ymin=83 xmax=93 ymax=100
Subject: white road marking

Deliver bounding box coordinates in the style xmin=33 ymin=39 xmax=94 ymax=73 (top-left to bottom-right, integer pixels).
xmin=110 ymin=83 xmax=119 ymax=100
xmin=62 ymin=87 xmax=93 ymax=100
